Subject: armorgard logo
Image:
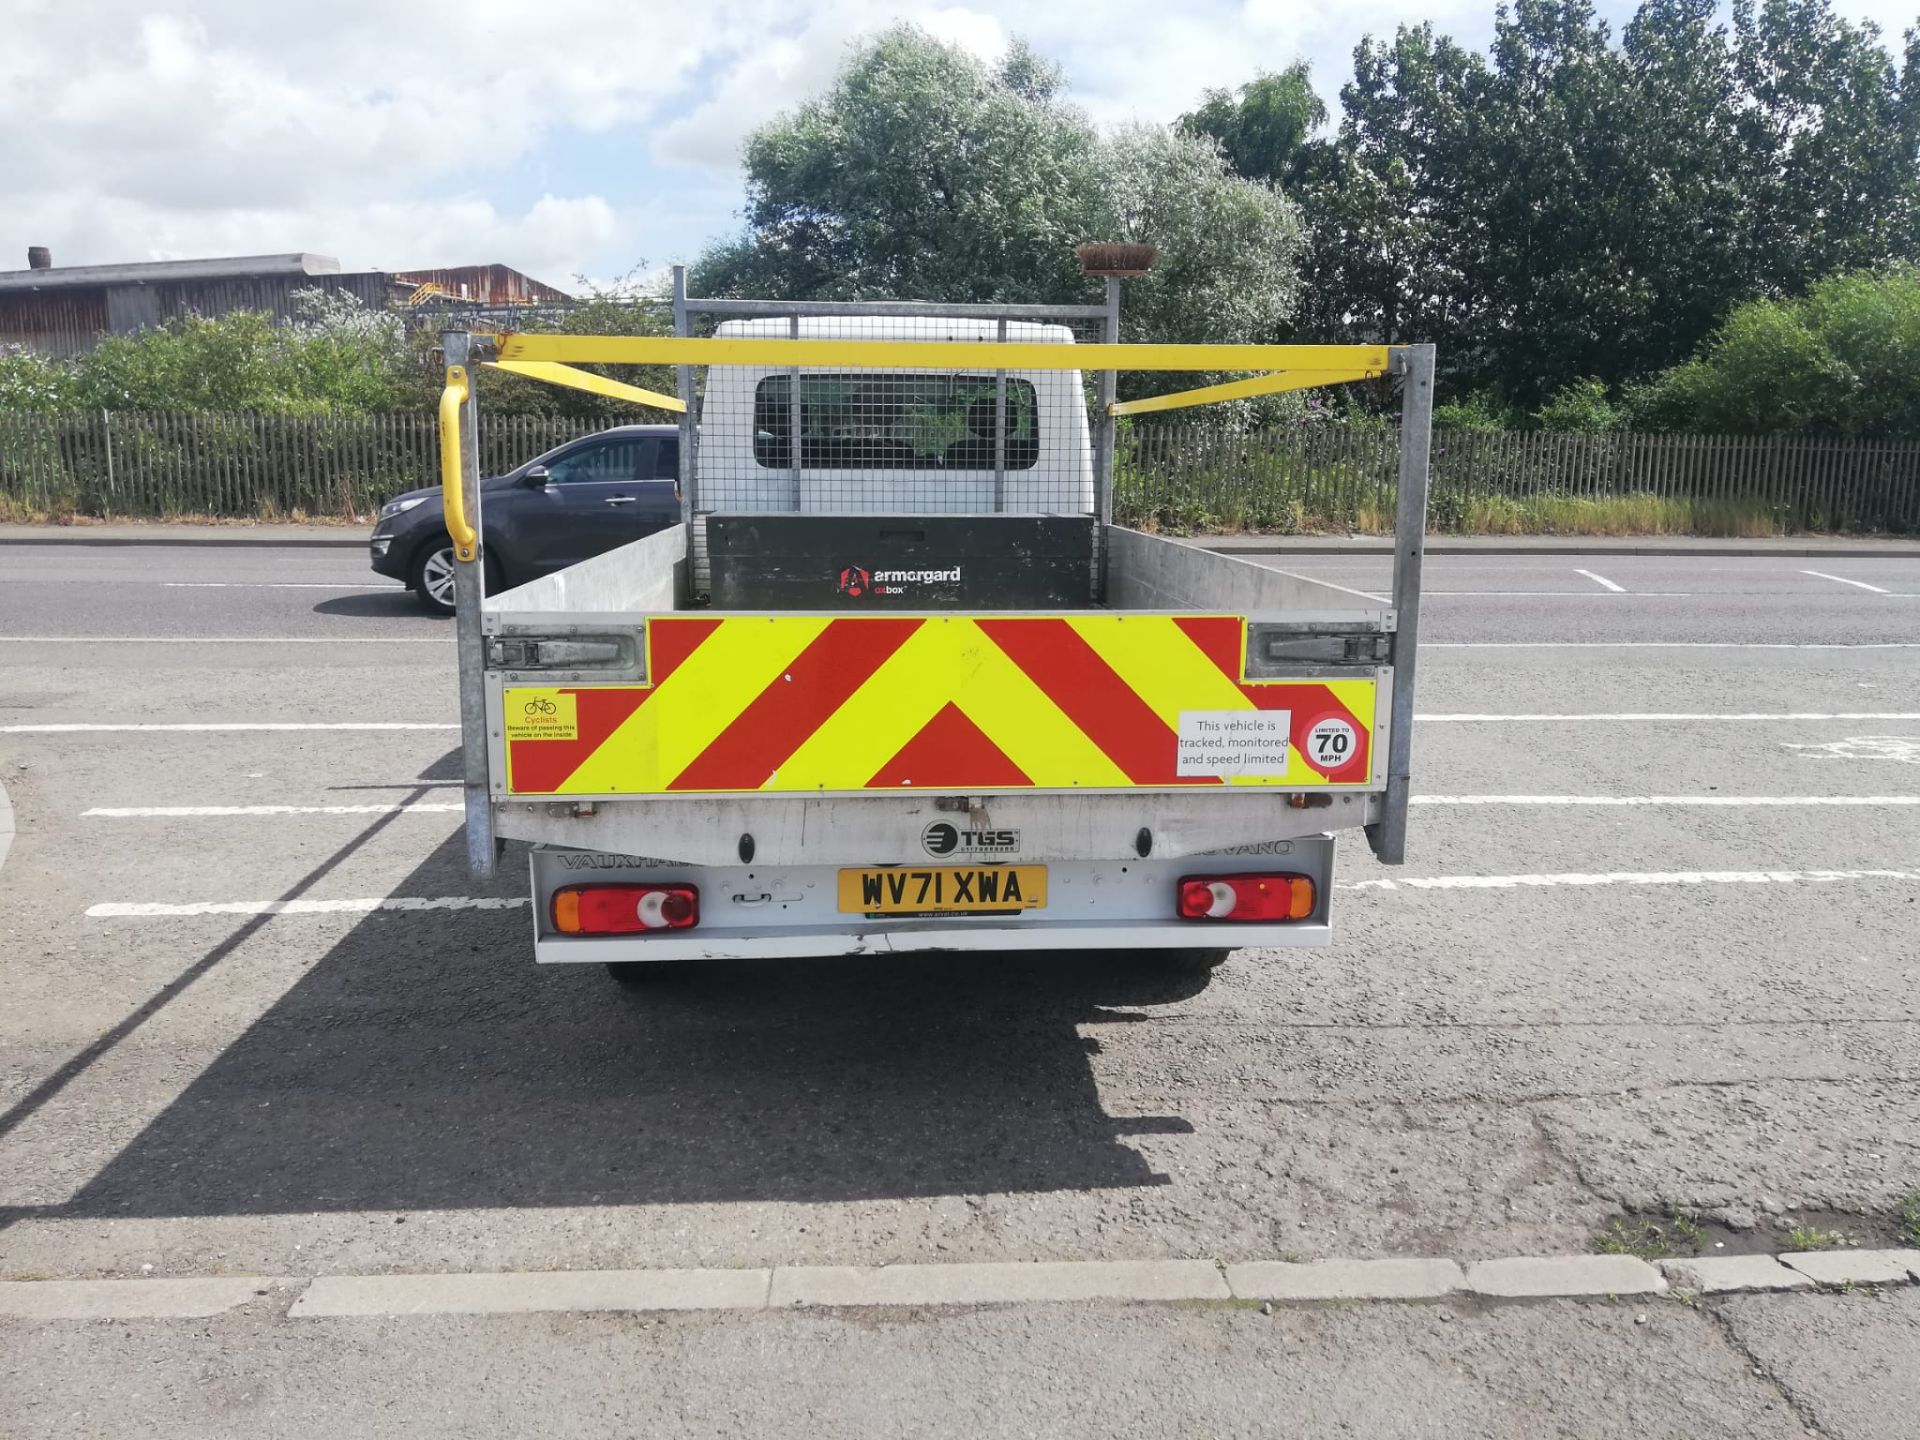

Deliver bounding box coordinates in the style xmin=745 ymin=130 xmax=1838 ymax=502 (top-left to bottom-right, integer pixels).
xmin=835 ymin=563 xmax=962 ymax=598
xmin=922 ymin=821 xmax=1019 ymax=857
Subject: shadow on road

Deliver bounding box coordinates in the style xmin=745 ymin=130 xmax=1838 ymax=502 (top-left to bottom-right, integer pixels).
xmin=312 ymin=591 xmax=437 ymax=620
xmin=42 ymin=827 xmax=1199 ymax=1219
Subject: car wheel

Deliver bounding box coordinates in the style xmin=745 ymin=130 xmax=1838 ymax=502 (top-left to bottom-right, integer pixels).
xmin=411 ymin=537 xmax=458 ymax=615
xmin=410 ymin=540 xmax=501 ymax=616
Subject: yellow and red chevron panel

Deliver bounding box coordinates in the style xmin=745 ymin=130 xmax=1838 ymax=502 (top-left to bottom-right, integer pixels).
xmin=501 ymin=614 xmax=1379 ymax=796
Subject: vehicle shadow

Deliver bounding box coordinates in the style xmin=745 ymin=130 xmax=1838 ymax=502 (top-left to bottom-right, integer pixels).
xmin=48 ymin=827 xmax=1200 ymax=1219
xmin=312 ymin=591 xmax=436 ymax=619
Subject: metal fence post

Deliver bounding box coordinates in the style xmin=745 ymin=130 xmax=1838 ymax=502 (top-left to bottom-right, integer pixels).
xmin=672 ymin=265 xmax=699 ymax=560
xmin=1093 ymin=277 xmax=1121 ymax=599
xmin=1367 ymin=343 xmax=1433 ymax=866
xmin=443 ymin=329 xmax=497 ymax=880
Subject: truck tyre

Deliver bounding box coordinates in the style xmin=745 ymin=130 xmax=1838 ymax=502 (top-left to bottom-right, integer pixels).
xmin=1159 ymin=948 xmax=1232 ymax=974
xmin=604 ymin=961 xmax=688 ymax=985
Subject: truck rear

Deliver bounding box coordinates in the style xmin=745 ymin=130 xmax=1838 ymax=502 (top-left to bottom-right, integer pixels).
xmin=441 ymin=281 xmax=1432 ymax=973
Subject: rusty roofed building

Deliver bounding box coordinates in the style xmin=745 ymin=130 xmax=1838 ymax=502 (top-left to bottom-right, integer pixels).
xmin=0 ymin=249 xmax=571 ymax=356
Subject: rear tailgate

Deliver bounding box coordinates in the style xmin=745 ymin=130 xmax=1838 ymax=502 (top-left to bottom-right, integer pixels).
xmin=486 ymin=611 xmax=1387 ymax=799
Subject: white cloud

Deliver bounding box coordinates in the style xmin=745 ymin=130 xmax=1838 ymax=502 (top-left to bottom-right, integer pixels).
xmin=2 ymin=0 xmax=1911 ymax=285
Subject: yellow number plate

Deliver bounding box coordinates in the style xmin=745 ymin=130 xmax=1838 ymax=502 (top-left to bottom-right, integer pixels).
xmin=838 ymin=866 xmax=1047 ymax=915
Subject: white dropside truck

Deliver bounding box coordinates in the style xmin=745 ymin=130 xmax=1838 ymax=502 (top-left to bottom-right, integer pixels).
xmin=439 ymin=281 xmax=1432 ymax=977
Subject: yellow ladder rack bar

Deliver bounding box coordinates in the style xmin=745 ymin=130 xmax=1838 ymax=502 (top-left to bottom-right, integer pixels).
xmin=482 ymin=360 xmax=687 ymax=413
xmin=438 ymin=367 xmax=476 ymax=562
xmin=494 ymin=333 xmax=1390 ymax=375
xmin=1109 ymin=366 xmax=1386 ymax=418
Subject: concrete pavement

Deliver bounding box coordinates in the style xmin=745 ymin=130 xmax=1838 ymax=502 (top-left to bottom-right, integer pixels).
xmin=1 ymin=539 xmax=1917 ymax=1435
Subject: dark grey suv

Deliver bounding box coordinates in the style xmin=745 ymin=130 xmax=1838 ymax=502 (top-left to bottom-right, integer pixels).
xmin=369 ymin=425 xmax=681 ymax=613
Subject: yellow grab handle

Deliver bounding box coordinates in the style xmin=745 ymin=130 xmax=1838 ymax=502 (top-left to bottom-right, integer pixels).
xmin=439 ymin=367 xmax=476 ymax=562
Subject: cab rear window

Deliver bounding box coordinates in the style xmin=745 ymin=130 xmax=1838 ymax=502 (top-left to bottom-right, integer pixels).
xmin=753 ymin=374 xmax=1038 ymax=470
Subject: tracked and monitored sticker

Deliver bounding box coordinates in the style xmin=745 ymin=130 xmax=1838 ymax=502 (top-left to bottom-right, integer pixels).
xmin=1176 ymin=709 xmax=1292 ymax=776
xmin=504 ymin=689 xmax=578 ymax=741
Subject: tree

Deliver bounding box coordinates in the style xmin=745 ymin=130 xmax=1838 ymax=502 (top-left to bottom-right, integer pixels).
xmin=693 ymin=25 xmax=1308 ymax=358
xmin=1283 ymin=0 xmax=1918 ymax=412
xmin=1626 ymin=266 xmax=1920 ymax=435
xmin=694 ymin=29 xmax=1102 ymax=304
xmin=1178 ymin=64 xmax=1328 ymax=189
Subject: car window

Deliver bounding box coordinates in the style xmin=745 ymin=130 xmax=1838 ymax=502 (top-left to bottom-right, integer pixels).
xmin=753 ymin=375 xmax=1039 ymax=471
xmin=640 ymin=436 xmax=679 ymax=480
xmin=543 ymin=438 xmax=647 ymax=486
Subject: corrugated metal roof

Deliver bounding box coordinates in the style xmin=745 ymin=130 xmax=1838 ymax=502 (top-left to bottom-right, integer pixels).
xmin=0 ymin=253 xmax=344 ymax=293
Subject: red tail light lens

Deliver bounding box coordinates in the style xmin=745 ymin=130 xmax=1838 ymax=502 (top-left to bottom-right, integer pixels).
xmin=1176 ymin=873 xmax=1315 ymax=922
xmin=552 ymin=884 xmax=699 ymax=935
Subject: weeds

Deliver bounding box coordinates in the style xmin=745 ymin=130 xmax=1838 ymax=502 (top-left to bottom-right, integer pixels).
xmin=1593 ymin=1213 xmax=1707 ymax=1261
xmin=1897 ymin=1192 xmax=1920 ymax=1249
xmin=1783 ymin=1221 xmax=1847 ymax=1251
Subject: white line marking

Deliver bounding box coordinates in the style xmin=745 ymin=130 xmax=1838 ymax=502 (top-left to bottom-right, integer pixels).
xmin=4 ymin=722 xmax=456 ymax=733
xmin=1428 ymin=642 xmax=1920 ymax=650
xmin=85 ymin=803 xmax=464 ymax=817
xmin=1423 ymin=590 xmax=1693 ymax=597
xmin=1411 ymin=794 xmax=1920 ymax=807
xmin=92 ymin=867 xmax=1920 ymax=918
xmin=1802 ymin=569 xmax=1890 ymax=593
xmin=1420 ymin=712 xmax=1920 ymax=723
xmin=1574 ymin=568 xmax=1626 ymax=592
xmin=87 ymin=896 xmax=528 ymax=918
xmin=1346 ymin=867 xmax=1920 ymax=892
xmin=0 ymin=635 xmax=443 ymax=645
xmin=161 ymin=582 xmax=390 ymax=590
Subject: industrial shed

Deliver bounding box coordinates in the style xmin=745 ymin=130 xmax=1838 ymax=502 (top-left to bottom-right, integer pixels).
xmin=0 ymin=250 xmax=570 ymax=356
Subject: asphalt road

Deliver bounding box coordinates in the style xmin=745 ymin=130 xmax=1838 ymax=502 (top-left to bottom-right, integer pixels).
xmin=2 ymin=540 xmax=1918 ymax=1437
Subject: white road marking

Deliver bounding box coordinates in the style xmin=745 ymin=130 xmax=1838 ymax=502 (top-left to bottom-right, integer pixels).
xmin=90 ymin=866 xmax=1920 ymax=918
xmin=161 ymin=582 xmax=390 ymax=590
xmin=1428 ymin=642 xmax=1920 ymax=650
xmin=1411 ymin=794 xmax=1920 ymax=806
xmin=1802 ymin=569 xmax=1890 ymax=593
xmin=3 ymin=722 xmax=456 ymax=733
xmin=1347 ymin=867 xmax=1920 ymax=892
xmin=0 ymin=635 xmax=445 ymax=644
xmin=87 ymin=896 xmax=528 ymax=918
xmin=1781 ymin=736 xmax=1920 ymax=764
xmin=1421 ymin=711 xmax=1920 ymax=722
xmin=84 ymin=803 xmax=465 ymax=816
xmin=1574 ymin=568 xmax=1625 ymax=592
xmin=1421 ymin=590 xmax=1693 ymax=597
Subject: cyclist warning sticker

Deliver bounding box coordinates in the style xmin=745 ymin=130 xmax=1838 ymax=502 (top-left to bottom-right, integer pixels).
xmin=504 ymin=689 xmax=578 ymax=742
xmin=1177 ymin=710 xmax=1292 ymax=776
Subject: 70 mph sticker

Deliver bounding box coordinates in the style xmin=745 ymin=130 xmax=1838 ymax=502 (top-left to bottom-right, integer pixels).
xmin=1303 ymin=714 xmax=1359 ymax=774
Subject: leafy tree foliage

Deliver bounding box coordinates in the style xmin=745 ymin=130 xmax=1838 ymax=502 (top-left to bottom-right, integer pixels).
xmin=1179 ymin=64 xmax=1327 ymax=189
xmin=1207 ymin=0 xmax=1917 ymax=417
xmin=694 ymin=25 xmax=1307 ymax=355
xmin=1626 ymin=267 xmax=1920 ymax=436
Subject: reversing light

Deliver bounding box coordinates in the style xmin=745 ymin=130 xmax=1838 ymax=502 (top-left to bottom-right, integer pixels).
xmin=1176 ymin=873 xmax=1315 ymax=922
xmin=551 ymin=883 xmax=699 ymax=935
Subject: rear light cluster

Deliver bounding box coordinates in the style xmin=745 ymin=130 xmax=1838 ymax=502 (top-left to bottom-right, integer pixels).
xmin=552 ymin=884 xmax=699 ymax=935
xmin=1176 ymin=873 xmax=1315 ymax=923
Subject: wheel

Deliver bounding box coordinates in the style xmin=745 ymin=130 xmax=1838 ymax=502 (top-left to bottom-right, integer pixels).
xmin=410 ymin=540 xmax=501 ymax=616
xmin=410 ymin=537 xmax=458 ymax=615
xmin=1158 ymin=948 xmax=1231 ymax=975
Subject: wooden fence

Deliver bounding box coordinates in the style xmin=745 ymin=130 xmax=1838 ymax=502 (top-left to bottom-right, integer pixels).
xmin=2 ymin=410 xmax=1918 ymax=532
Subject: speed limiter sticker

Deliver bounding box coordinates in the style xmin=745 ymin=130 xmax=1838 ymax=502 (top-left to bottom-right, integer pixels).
xmin=1301 ymin=713 xmax=1359 ymax=775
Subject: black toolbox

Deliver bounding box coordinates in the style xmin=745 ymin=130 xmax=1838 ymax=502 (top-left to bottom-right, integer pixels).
xmin=706 ymin=514 xmax=1096 ymax=609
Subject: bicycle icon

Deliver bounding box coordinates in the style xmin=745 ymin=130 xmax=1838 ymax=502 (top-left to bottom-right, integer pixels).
xmin=522 ymin=697 xmax=558 ymax=718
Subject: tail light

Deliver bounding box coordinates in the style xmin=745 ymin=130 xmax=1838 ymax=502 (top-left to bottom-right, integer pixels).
xmin=551 ymin=884 xmax=699 ymax=935
xmin=1176 ymin=873 xmax=1316 ymax=923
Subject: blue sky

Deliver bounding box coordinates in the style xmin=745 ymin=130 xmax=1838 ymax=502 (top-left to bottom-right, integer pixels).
xmin=3 ymin=0 xmax=1914 ymax=292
